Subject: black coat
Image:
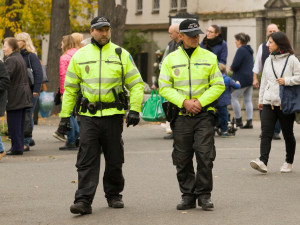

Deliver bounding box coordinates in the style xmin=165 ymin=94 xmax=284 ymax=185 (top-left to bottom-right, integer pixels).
xmin=0 ymin=61 xmax=10 ymax=116
xmin=4 ymin=52 xmax=33 ymax=111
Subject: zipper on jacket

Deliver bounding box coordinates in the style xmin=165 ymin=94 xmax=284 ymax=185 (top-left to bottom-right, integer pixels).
xmin=180 ymin=46 xmax=193 ymax=99
xmin=99 ymin=48 xmax=102 ymax=116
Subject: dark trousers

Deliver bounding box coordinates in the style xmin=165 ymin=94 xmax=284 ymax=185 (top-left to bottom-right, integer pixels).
xmin=7 ymin=109 xmax=26 ymax=152
xmin=216 ymin=105 xmax=228 ymax=132
xmin=171 ymin=112 xmax=216 ymax=200
xmin=74 ymin=115 xmax=125 ymax=205
xmin=260 ymin=105 xmax=296 ymax=165
xmin=259 ymin=109 xmax=281 ymax=134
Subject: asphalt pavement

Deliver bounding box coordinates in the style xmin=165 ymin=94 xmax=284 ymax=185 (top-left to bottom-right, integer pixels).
xmin=1 ymin=115 xmax=300 ymax=225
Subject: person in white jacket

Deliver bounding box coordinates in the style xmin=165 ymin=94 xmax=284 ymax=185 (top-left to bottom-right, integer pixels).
xmin=250 ymin=32 xmax=300 ymax=173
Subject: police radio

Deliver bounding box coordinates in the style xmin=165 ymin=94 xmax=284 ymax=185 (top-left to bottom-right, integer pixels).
xmin=115 ymin=48 xmax=129 ymax=110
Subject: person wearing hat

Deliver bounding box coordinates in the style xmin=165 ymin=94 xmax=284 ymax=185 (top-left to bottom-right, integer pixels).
xmin=159 ymin=19 xmax=225 ymax=211
xmin=58 ymin=16 xmax=144 ymax=215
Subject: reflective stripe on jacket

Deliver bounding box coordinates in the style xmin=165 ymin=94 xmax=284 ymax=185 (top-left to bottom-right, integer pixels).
xmin=158 ymin=45 xmax=225 ymax=111
xmin=60 ymin=40 xmax=144 ymax=118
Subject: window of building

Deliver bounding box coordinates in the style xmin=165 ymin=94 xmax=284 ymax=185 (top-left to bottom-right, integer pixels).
xmin=180 ymin=0 xmax=187 ymax=10
xmin=153 ymin=0 xmax=159 ymax=13
xmin=170 ymin=0 xmax=177 ymax=11
xmin=122 ymin=0 xmax=127 ymax=8
xmin=136 ymin=0 xmax=143 ymax=14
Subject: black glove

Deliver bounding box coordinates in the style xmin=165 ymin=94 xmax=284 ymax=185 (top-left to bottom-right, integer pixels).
xmin=58 ymin=117 xmax=72 ymax=134
xmin=126 ymin=110 xmax=140 ymax=127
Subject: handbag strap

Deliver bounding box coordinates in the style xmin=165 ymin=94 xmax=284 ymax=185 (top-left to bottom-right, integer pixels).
xmin=271 ymin=55 xmax=290 ymax=79
xmin=28 ymin=53 xmax=33 ymax=71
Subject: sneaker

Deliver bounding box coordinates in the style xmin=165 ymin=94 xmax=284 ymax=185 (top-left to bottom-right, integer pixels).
xmin=250 ymin=158 xmax=268 ymax=173
xmin=220 ymin=132 xmax=234 ymax=138
xmin=280 ymin=162 xmax=292 ymax=173
xmin=0 ymin=151 xmax=6 ymax=160
xmin=272 ymin=133 xmax=281 ymax=140
xmin=53 ymin=131 xmax=66 ymax=142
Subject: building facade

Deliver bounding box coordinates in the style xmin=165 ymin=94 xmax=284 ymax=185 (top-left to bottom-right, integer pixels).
xmin=119 ymin=0 xmax=300 ymax=84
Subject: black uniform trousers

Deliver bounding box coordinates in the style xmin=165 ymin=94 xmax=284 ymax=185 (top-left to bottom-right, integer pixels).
xmin=260 ymin=105 xmax=296 ymax=165
xmin=171 ymin=112 xmax=216 ymax=200
xmin=74 ymin=114 xmax=125 ymax=205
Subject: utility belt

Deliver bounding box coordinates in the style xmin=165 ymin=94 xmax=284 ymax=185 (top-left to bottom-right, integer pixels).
xmin=76 ymin=89 xmax=128 ymax=115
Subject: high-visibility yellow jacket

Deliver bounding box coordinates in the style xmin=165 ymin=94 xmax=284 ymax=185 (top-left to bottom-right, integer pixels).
xmin=60 ymin=40 xmax=144 ymax=118
xmin=159 ymin=45 xmax=225 ymax=112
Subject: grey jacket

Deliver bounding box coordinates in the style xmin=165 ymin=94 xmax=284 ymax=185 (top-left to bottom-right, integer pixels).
xmin=4 ymin=52 xmax=33 ymax=111
xmin=259 ymin=53 xmax=300 ymax=106
xmin=0 ymin=61 xmax=10 ymax=116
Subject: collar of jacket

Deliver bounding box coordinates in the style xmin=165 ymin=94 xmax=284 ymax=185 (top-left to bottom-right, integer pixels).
xmin=5 ymin=51 xmax=19 ymax=60
xmin=178 ymin=44 xmax=201 ymax=58
xmin=270 ymin=52 xmax=290 ymax=60
xmin=91 ymin=37 xmax=111 ymax=49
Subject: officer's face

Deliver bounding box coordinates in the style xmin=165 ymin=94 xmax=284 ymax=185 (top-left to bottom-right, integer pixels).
xmin=90 ymin=26 xmax=111 ymax=45
xmin=181 ymin=33 xmax=200 ymax=49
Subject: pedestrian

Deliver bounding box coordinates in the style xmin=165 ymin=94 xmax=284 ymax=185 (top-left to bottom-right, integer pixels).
xmin=157 ymin=23 xmax=182 ymax=140
xmin=230 ymin=33 xmax=254 ymax=128
xmin=200 ymin=24 xmax=228 ymax=66
xmin=253 ymin=24 xmax=282 ymax=140
xmin=0 ymin=60 xmax=10 ymax=160
xmin=58 ymin=16 xmax=144 ymax=215
xmin=216 ymin=64 xmax=241 ymax=137
xmin=250 ymin=32 xmax=300 ymax=173
xmin=15 ymin=32 xmax=43 ymax=151
xmin=55 ymin=35 xmax=79 ymax=150
xmin=159 ymin=19 xmax=225 ymax=210
xmin=3 ymin=38 xmax=33 ymax=155
xmin=71 ymin=32 xmax=84 ymax=49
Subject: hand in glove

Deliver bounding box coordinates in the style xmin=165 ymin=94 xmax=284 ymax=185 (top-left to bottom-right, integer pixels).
xmin=58 ymin=117 xmax=72 ymax=134
xmin=126 ymin=110 xmax=140 ymax=127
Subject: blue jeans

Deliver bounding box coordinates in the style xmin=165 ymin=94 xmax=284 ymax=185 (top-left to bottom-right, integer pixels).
xmin=67 ymin=113 xmax=79 ymax=144
xmin=216 ymin=105 xmax=228 ymax=132
xmin=0 ymin=135 xmax=4 ymax=152
xmin=24 ymin=96 xmax=38 ymax=146
xmin=231 ymin=86 xmax=253 ymax=120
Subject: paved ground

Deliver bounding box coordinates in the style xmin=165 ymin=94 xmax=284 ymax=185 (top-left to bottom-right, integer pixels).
xmin=1 ymin=115 xmax=300 ymax=225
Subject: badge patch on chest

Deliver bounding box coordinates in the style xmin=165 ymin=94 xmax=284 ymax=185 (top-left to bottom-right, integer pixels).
xmin=85 ymin=65 xmax=90 ymax=74
xmin=174 ymin=68 xmax=180 ymax=76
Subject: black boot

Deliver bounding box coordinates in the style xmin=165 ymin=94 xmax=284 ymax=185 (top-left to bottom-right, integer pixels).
xmin=107 ymin=197 xmax=124 ymax=208
xmin=176 ymin=197 xmax=196 ymax=210
xmin=70 ymin=202 xmax=92 ymax=215
xmin=198 ymin=197 xmax=214 ymax=210
xmin=242 ymin=119 xmax=253 ymax=129
xmin=236 ymin=117 xmax=243 ymax=128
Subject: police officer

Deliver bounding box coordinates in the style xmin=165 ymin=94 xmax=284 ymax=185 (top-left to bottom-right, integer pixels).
xmin=59 ymin=16 xmax=144 ymax=215
xmin=159 ymin=19 xmax=225 ymax=210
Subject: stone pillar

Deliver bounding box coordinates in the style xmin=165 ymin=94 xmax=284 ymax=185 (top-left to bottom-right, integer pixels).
xmin=294 ymin=7 xmax=300 ymax=57
xmin=284 ymin=8 xmax=295 ymax=48
xmin=255 ymin=11 xmax=266 ymax=48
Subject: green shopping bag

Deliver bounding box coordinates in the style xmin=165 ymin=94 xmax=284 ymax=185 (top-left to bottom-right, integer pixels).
xmin=142 ymin=90 xmax=166 ymax=122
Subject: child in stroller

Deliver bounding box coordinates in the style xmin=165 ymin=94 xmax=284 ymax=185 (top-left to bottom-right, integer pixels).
xmin=215 ymin=64 xmax=241 ymax=137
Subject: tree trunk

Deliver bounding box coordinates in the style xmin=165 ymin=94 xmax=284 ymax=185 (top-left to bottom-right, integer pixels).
xmin=47 ymin=0 xmax=70 ymax=113
xmin=98 ymin=0 xmax=127 ymax=46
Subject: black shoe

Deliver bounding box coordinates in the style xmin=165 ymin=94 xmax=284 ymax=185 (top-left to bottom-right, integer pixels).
xmin=59 ymin=143 xmax=78 ymax=150
xmin=53 ymin=130 xmax=66 ymax=142
xmin=75 ymin=138 xmax=80 ymax=147
xmin=273 ymin=133 xmax=281 ymax=140
xmin=236 ymin=117 xmax=243 ymax=128
xmin=6 ymin=150 xmax=23 ymax=155
xmin=70 ymin=202 xmax=92 ymax=215
xmin=107 ymin=198 xmax=124 ymax=208
xmin=29 ymin=139 xmax=35 ymax=147
xmin=241 ymin=119 xmax=253 ymax=129
xmin=176 ymin=198 xmax=196 ymax=210
xmin=24 ymin=146 xmax=30 ymax=152
xmin=163 ymin=133 xmax=173 ymax=140
xmin=198 ymin=197 xmax=214 ymax=210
